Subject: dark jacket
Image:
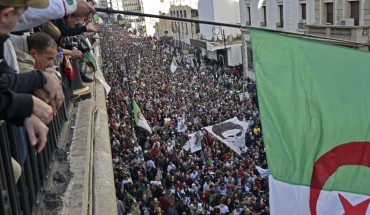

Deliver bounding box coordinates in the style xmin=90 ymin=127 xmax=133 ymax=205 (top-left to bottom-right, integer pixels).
xmin=0 ymin=36 xmax=46 ymax=125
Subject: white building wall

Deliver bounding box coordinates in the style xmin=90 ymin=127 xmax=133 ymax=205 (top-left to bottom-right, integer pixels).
xmin=199 ymin=0 xmax=241 ymax=40
xmin=228 ymin=45 xmax=242 ymax=66
xmin=142 ymin=0 xmax=172 ymax=36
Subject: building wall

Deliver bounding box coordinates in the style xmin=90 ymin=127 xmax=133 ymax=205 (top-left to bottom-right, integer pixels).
xmin=228 ymin=44 xmax=243 ymax=66
xmin=199 ymin=0 xmax=241 ymax=40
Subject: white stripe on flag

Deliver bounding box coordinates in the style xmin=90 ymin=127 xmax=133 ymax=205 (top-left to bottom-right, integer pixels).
xmin=269 ymin=175 xmax=370 ymax=215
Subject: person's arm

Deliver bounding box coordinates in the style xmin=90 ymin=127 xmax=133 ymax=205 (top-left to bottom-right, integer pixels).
xmin=0 ymin=80 xmax=33 ymax=125
xmin=0 ymin=69 xmax=46 ymax=93
xmin=52 ymin=19 xmax=88 ymax=37
xmin=14 ymin=0 xmax=95 ymax=32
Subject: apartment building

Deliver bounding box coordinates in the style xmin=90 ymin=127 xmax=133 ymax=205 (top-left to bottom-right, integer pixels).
xmin=239 ymin=0 xmax=370 ymax=76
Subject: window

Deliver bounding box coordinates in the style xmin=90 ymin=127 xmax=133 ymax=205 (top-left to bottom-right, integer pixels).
xmin=180 ymin=11 xmax=183 ymax=17
xmin=278 ymin=5 xmax=284 ymax=27
xmin=247 ymin=6 xmax=251 ymax=25
xmin=350 ymin=1 xmax=359 ymax=26
xmin=261 ymin=6 xmax=267 ymax=27
xmin=176 ymin=11 xmax=179 ymax=17
xmin=301 ymin=3 xmax=306 ymax=20
xmin=191 ymin=9 xmax=198 ymax=17
xmin=184 ymin=10 xmax=187 ymax=18
xmin=326 ymin=3 xmax=333 ymax=24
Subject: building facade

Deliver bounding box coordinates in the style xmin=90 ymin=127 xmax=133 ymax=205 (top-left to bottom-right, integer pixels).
xmin=191 ymin=0 xmax=242 ymax=66
xmin=239 ymin=0 xmax=370 ymax=76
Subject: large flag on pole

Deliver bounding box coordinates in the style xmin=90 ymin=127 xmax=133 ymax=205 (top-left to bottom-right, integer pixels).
xmin=250 ymin=28 xmax=370 ymax=215
xmin=133 ymin=100 xmax=152 ymax=134
xmin=203 ymin=117 xmax=248 ymax=155
xmin=170 ymin=56 xmax=178 ymax=73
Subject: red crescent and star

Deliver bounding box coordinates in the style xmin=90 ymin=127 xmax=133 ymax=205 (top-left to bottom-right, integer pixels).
xmin=309 ymin=142 xmax=370 ymax=215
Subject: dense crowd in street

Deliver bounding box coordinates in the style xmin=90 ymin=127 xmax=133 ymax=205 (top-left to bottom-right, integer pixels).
xmin=101 ymin=25 xmax=270 ymax=215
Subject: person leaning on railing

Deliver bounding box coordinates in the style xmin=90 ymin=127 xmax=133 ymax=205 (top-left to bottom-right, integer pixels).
xmin=1 ymin=0 xmax=96 ymax=182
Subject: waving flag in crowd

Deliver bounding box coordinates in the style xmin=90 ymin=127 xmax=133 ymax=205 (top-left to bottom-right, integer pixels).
xmin=183 ymin=131 xmax=202 ymax=153
xmin=255 ymin=166 xmax=269 ymax=179
xmin=204 ymin=117 xmax=248 ymax=155
xmin=170 ymin=56 xmax=178 ymax=73
xmin=133 ymin=100 xmax=152 ymax=134
xmin=250 ymin=28 xmax=370 ymax=215
xmin=93 ymin=14 xmax=104 ymax=25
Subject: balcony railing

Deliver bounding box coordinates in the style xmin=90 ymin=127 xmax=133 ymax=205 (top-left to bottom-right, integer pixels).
xmin=0 ymin=71 xmax=72 ymax=215
xmin=276 ymin=22 xmax=284 ymax=28
xmin=306 ymin=25 xmax=370 ymax=43
xmin=260 ymin=21 xmax=267 ymax=27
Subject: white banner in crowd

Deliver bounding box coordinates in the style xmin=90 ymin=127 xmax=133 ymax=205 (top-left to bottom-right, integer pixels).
xmin=183 ymin=131 xmax=202 ymax=153
xmin=177 ymin=113 xmax=187 ymax=133
xmin=255 ymin=166 xmax=269 ymax=178
xmin=239 ymin=91 xmax=250 ymax=101
xmin=204 ymin=117 xmax=248 ymax=155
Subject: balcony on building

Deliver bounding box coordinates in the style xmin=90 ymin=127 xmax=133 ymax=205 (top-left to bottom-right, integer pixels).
xmin=305 ymin=22 xmax=370 ymax=44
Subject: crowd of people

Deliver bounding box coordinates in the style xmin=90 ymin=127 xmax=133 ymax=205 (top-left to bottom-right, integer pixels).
xmin=101 ymin=25 xmax=270 ymax=215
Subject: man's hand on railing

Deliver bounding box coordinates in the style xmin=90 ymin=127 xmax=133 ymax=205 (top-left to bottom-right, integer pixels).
xmin=32 ymin=96 xmax=53 ymax=124
xmin=24 ymin=114 xmax=49 ymax=153
xmin=42 ymin=72 xmax=65 ymax=114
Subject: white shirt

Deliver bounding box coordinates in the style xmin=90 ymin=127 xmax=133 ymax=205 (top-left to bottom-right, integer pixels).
xmin=218 ymin=204 xmax=229 ymax=214
xmin=133 ymin=145 xmax=142 ymax=154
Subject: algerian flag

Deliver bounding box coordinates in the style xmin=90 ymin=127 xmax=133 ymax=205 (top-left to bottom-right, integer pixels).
xmin=255 ymin=166 xmax=269 ymax=179
xmin=170 ymin=56 xmax=178 ymax=73
xmin=203 ymin=117 xmax=248 ymax=155
xmin=250 ymin=29 xmax=370 ymax=215
xmin=93 ymin=14 xmax=104 ymax=24
xmin=133 ymin=100 xmax=152 ymax=134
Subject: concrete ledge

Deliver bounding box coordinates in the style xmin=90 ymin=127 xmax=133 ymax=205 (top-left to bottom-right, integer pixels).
xmin=93 ymin=83 xmax=117 ymax=214
xmin=64 ymin=97 xmax=94 ymax=215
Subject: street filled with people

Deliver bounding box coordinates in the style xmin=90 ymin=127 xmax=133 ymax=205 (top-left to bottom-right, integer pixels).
xmin=101 ymin=25 xmax=269 ymax=215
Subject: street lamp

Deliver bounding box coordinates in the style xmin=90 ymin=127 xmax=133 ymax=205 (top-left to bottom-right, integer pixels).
xmin=212 ymin=26 xmax=227 ymax=66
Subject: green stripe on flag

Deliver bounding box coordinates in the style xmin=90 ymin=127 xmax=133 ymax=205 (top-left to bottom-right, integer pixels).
xmin=250 ymin=28 xmax=370 ymax=195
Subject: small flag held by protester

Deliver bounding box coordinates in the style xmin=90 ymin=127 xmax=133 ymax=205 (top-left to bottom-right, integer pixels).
xmin=93 ymin=14 xmax=104 ymax=25
xmin=177 ymin=112 xmax=187 ymax=133
xmin=170 ymin=56 xmax=178 ymax=73
xmin=133 ymin=100 xmax=152 ymax=134
xmin=255 ymin=166 xmax=269 ymax=178
xmin=185 ymin=131 xmax=202 ymax=153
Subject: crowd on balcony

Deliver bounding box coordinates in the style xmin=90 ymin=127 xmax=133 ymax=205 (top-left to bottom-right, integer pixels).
xmin=102 ymin=26 xmax=270 ymax=215
xmin=0 ymin=0 xmax=107 ymax=213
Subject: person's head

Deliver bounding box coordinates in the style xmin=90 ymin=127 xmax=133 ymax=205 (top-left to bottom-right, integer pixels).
xmin=27 ymin=32 xmax=57 ymax=70
xmin=0 ymin=0 xmax=49 ymax=35
xmin=64 ymin=14 xmax=77 ymax=27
